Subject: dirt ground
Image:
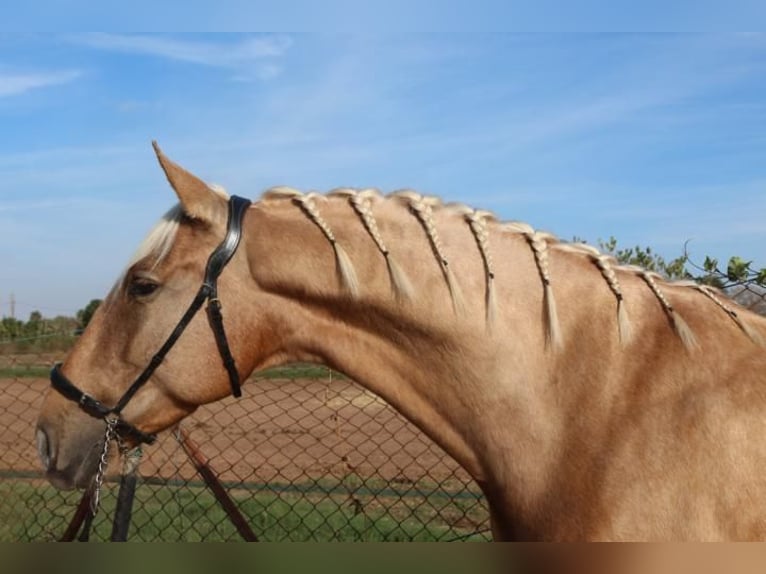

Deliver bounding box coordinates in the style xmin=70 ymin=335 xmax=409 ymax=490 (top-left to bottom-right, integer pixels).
xmin=1 ymin=374 xmax=476 ymax=492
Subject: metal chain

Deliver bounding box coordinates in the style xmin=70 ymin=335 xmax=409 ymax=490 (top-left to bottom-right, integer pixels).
xmin=90 ymin=416 xmax=118 ymax=515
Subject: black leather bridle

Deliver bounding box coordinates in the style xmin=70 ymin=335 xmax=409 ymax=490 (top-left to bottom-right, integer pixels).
xmin=49 ymin=195 xmax=252 ymax=445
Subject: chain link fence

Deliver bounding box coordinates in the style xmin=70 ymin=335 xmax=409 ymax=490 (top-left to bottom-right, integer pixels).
xmin=0 ymin=349 xmax=491 ymax=542
xmin=732 ymin=285 xmax=766 ymax=315
xmin=2 ymin=285 xmax=764 ymax=542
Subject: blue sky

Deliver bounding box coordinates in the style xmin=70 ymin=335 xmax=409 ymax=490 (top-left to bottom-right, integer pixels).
xmin=1 ymin=33 xmax=765 ymax=318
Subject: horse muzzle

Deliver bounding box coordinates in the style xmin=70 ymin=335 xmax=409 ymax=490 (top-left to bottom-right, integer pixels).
xmin=36 ymin=418 xmax=103 ymax=490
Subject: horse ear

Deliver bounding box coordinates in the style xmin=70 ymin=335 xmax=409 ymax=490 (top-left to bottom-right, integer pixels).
xmin=152 ymin=141 xmax=226 ymax=224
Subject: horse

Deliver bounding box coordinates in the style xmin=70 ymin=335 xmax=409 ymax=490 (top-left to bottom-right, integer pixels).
xmin=36 ymin=143 xmax=766 ymax=541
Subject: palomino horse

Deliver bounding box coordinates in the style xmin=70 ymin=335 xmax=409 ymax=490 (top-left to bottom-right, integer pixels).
xmin=36 ymin=143 xmax=766 ymax=541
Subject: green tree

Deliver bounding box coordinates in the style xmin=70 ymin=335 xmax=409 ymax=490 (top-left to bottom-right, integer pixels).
xmin=76 ymin=299 xmax=102 ymax=331
xmin=587 ymin=238 xmax=765 ymax=317
xmin=0 ymin=317 xmax=23 ymax=340
xmin=49 ymin=315 xmax=79 ymax=335
xmin=24 ymin=310 xmax=44 ymax=337
xmin=597 ymin=237 xmax=691 ymax=280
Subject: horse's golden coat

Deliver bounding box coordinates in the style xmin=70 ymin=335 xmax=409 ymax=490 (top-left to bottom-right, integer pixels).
xmin=37 ymin=144 xmax=766 ymax=540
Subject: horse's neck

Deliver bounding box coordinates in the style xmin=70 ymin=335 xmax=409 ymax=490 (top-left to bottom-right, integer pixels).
xmin=241 ymin=195 xmax=766 ymax=538
xmin=243 ymin=199 xmax=575 ymax=482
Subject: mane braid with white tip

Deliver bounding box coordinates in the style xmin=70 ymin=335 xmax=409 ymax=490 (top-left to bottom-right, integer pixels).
xmin=393 ymin=190 xmax=464 ymax=314
xmin=268 ymin=189 xmax=360 ymax=298
xmin=461 ymin=207 xmax=498 ymax=328
xmin=693 ymin=284 xmax=764 ymax=346
xmin=501 ymin=223 xmax=563 ymax=349
xmin=637 ymin=270 xmax=698 ymax=349
xmin=554 ymin=243 xmax=633 ymax=344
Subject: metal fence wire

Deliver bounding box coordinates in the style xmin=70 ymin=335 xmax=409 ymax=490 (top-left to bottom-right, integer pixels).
xmin=0 ymin=351 xmax=491 ymax=542
xmin=734 ymin=284 xmax=766 ymax=316
xmin=2 ymin=288 xmax=764 ymax=542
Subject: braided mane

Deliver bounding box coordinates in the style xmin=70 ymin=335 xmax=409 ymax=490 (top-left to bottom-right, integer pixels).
xmin=257 ymin=186 xmax=766 ymax=351
xmin=131 ymin=183 xmax=763 ymax=351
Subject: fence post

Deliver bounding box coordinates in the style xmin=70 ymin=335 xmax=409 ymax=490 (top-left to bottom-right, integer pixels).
xmin=110 ymin=448 xmax=142 ymax=541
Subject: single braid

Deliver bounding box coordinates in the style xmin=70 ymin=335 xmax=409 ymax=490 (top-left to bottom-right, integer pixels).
xmin=395 ymin=191 xmax=463 ymax=313
xmin=695 ymin=284 xmax=736 ymax=317
xmin=638 ymin=271 xmax=696 ymax=349
xmin=351 ymin=190 xmax=390 ymax=255
xmin=594 ymin=255 xmax=632 ymax=344
xmin=288 ymin=192 xmax=360 ymax=297
xmin=411 ymin=197 xmax=448 ymax=264
xmin=551 ymin=243 xmax=633 ymax=344
xmin=528 ymin=232 xmax=553 ymax=284
xmin=296 ymin=194 xmax=337 ymax=241
xmin=262 ymin=186 xmax=303 ymax=200
xmin=694 ymin=285 xmax=763 ymax=346
xmin=524 ymin=230 xmax=562 ymax=350
xmin=464 ymin=209 xmax=498 ymax=327
xmin=638 ymin=271 xmax=672 ymax=312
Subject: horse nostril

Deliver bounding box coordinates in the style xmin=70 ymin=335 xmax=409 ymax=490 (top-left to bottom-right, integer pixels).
xmin=36 ymin=427 xmax=52 ymax=471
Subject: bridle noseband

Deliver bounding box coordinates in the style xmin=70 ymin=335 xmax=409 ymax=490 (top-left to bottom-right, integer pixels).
xmin=50 ymin=195 xmax=252 ymax=445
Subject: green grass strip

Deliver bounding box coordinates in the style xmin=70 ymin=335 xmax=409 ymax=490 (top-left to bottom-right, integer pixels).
xmin=0 ymin=479 xmax=490 ymax=542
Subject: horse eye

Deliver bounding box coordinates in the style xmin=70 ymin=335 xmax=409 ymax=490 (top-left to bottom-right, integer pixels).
xmin=128 ymin=279 xmax=160 ymax=298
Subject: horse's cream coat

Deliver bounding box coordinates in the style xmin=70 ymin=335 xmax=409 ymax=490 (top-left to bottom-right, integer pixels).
xmin=37 ymin=144 xmax=766 ymax=540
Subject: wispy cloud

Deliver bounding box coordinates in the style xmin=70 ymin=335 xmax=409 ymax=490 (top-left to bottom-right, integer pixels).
xmin=73 ymin=33 xmax=292 ymax=73
xmin=0 ymin=70 xmax=81 ymax=97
